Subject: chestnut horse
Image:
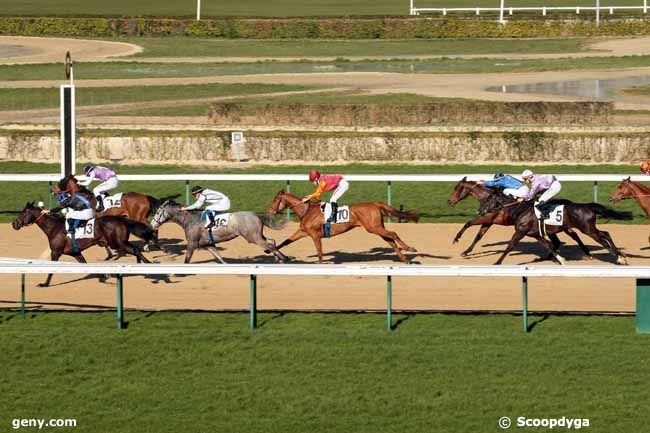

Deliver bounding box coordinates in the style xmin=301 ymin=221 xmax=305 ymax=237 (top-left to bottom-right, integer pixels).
xmin=268 ymin=190 xmax=419 ymax=263
xmin=12 ymin=202 xmax=155 ymax=287
xmin=448 ymin=177 xmax=592 ymax=259
xmin=610 ymin=177 xmax=650 ymax=243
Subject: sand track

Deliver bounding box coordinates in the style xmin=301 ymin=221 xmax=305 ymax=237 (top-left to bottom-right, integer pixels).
xmin=1 ymin=223 xmax=647 ymax=314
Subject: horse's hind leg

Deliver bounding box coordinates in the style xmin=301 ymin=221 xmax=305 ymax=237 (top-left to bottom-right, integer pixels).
xmin=123 ymin=242 xmax=151 ymax=264
xmin=563 ymin=229 xmax=593 ymax=259
xmin=39 ymin=250 xmax=61 ymax=287
xmin=380 ymin=235 xmax=408 ymax=263
xmin=250 ymin=231 xmax=288 ymax=262
xmin=585 ymin=228 xmax=627 ymax=265
xmin=494 ymin=231 xmax=526 ymax=265
xmin=366 ymin=226 xmax=417 ymax=253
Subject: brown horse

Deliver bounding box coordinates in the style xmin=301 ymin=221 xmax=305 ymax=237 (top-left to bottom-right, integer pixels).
xmin=268 ymin=190 xmax=419 ymax=263
xmin=12 ymin=201 xmax=155 ymax=287
xmin=610 ymin=177 xmax=650 ymax=243
xmin=448 ymin=177 xmax=592 ymax=259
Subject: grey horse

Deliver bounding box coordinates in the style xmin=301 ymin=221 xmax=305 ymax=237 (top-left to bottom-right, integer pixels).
xmin=151 ymin=201 xmax=288 ymax=263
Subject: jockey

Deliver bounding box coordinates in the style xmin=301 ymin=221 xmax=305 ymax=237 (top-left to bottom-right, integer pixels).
xmin=302 ymin=170 xmax=349 ymax=223
xmin=80 ymin=164 xmax=119 ymax=212
xmin=182 ymin=185 xmax=231 ymax=229
xmin=45 ymin=192 xmax=95 ymax=254
xmin=520 ymin=169 xmax=562 ymax=219
xmin=641 ymin=161 xmax=650 ymax=175
xmin=477 ymin=172 xmax=529 ymax=199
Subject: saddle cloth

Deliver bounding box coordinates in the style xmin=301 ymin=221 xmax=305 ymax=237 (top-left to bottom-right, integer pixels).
xmin=320 ymin=203 xmax=350 ymax=224
xmin=534 ymin=202 xmax=564 ymax=226
xmin=67 ymin=218 xmax=96 ymax=239
xmin=201 ymin=210 xmax=231 ymax=228
xmin=103 ymin=193 xmax=123 ymax=210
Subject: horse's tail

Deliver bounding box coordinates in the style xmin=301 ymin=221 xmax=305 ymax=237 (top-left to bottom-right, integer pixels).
xmin=377 ymin=202 xmax=420 ymax=223
xmin=147 ymin=194 xmax=181 ymax=216
xmin=125 ymin=219 xmax=157 ymax=242
xmin=259 ymin=214 xmax=288 ymax=230
xmin=588 ymin=203 xmax=633 ymax=221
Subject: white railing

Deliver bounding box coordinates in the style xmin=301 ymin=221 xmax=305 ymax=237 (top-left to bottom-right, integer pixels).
xmin=0 ymin=173 xmax=643 ymax=207
xmin=410 ymin=1 xmax=649 ymax=21
xmin=2 ymin=258 xmax=650 ymax=333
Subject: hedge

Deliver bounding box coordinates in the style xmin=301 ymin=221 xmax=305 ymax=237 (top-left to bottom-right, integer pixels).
xmin=208 ymin=101 xmax=614 ymax=126
xmin=2 ymin=16 xmax=650 ymax=38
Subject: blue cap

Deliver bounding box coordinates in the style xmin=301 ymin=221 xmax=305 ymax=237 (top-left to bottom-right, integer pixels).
xmin=494 ymin=172 xmax=505 ymax=179
xmin=83 ymin=164 xmax=93 ymax=175
xmin=57 ymin=192 xmax=71 ymax=203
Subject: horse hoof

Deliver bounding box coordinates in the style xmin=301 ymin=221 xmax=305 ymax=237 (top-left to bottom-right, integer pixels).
xmin=616 ymin=256 xmax=628 ymax=265
xmin=556 ymin=255 xmax=566 ymax=266
xmin=37 ymin=283 xmax=48 ymax=288
xmin=264 ymin=250 xmax=271 ymax=254
xmin=452 ymin=239 xmax=459 ymax=244
xmin=585 ymin=255 xmax=594 ymax=260
xmin=461 ymin=252 xmax=469 ymax=257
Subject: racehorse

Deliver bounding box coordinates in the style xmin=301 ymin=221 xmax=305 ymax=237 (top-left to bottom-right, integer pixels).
xmin=448 ymin=177 xmax=592 ymax=259
xmin=610 ymin=177 xmax=650 ymax=243
xmin=267 ymin=190 xmax=419 ymax=263
xmin=479 ymin=191 xmax=632 ymax=265
xmin=12 ymin=202 xmax=155 ymax=287
xmin=151 ymin=201 xmax=288 ymax=263
xmin=54 ymin=174 xmax=178 ymax=255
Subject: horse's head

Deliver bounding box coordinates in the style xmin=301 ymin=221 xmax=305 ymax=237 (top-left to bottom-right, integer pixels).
xmin=151 ymin=200 xmax=177 ymax=230
xmin=268 ymin=189 xmax=288 ymax=217
xmin=12 ymin=201 xmax=43 ymax=230
xmin=54 ymin=174 xmax=79 ymax=194
xmin=610 ymin=177 xmax=634 ymax=203
xmin=448 ymin=176 xmax=473 ymax=206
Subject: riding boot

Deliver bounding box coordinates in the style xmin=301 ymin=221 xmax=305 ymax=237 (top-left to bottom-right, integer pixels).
xmin=327 ymin=202 xmax=338 ymax=223
xmin=95 ymin=195 xmax=105 ymax=212
xmin=206 ymin=212 xmax=216 ymax=244
xmin=536 ymin=202 xmax=550 ymax=220
xmin=68 ymin=219 xmax=80 ymax=254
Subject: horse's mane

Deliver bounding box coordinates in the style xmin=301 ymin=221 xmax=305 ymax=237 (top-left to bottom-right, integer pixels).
xmin=631 ymin=179 xmax=650 ymax=195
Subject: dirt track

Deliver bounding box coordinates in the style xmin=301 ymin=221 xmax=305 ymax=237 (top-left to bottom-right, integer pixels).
xmin=1 ymin=223 xmax=647 ymax=313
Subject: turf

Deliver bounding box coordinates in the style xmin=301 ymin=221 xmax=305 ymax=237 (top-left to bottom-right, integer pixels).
xmin=4 ymin=55 xmax=650 ymax=85
xmin=0 ymin=0 xmax=642 ymax=16
xmin=618 ymin=84 xmax=650 ymax=96
xmin=0 ymin=311 xmax=648 ymax=433
xmin=0 ymin=83 xmax=315 ymax=111
xmin=0 ymin=161 xmax=645 ymax=224
xmin=125 ymin=37 xmax=588 ymax=58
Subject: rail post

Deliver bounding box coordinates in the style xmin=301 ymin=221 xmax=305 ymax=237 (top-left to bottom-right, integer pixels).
xmin=387 ymin=181 xmax=392 ymax=221
xmin=286 ymin=179 xmax=291 ymax=222
xmin=185 ymin=180 xmax=190 ymax=206
xmin=522 ymin=276 xmax=529 ymax=333
xmin=250 ymin=274 xmax=257 ymax=329
xmin=21 ymin=273 xmax=25 ymax=320
xmin=116 ymin=274 xmax=125 ymax=329
xmin=387 ymin=275 xmax=393 ymax=331
xmin=47 ymin=181 xmax=53 ymax=209
xmin=636 ymin=278 xmax=650 ymax=333
xmin=593 ymin=181 xmax=599 ymax=203
xmin=399 ymin=204 xmax=405 ymax=223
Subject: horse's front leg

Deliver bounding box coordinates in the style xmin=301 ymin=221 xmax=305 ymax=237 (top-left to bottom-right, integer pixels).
xmin=530 ymin=233 xmax=566 ymax=265
xmin=275 ymin=229 xmax=308 ymax=251
xmin=462 ymin=224 xmax=492 ymax=257
xmin=39 ymin=250 xmax=62 ymax=287
xmin=310 ymin=233 xmax=324 ymax=263
xmin=184 ymin=242 xmax=198 ymax=264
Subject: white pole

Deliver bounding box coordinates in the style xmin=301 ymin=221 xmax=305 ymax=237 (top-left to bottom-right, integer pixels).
xmin=596 ymin=0 xmax=600 ymax=26
xmin=499 ymin=0 xmax=505 ymax=23
xmin=410 ymin=0 xmax=414 ymax=15
xmin=645 ymin=0 xmax=648 ymax=14
xmin=196 ymin=0 xmax=201 ymax=20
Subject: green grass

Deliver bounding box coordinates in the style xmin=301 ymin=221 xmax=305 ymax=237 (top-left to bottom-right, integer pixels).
xmin=619 ymin=84 xmax=650 ymax=96
xmin=0 ymin=0 xmax=642 ymax=16
xmin=124 ymin=37 xmax=589 ymax=58
xmin=0 ymin=311 xmax=648 ymax=432
xmin=0 ymin=83 xmax=314 ymax=111
xmin=4 ymin=55 xmax=650 ymax=85
xmin=0 ymin=161 xmax=646 ymax=224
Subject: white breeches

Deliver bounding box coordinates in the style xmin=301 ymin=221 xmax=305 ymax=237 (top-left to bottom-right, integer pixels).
xmin=66 ymin=208 xmax=94 ymax=220
xmin=538 ymin=181 xmax=562 ymax=203
xmin=93 ymin=177 xmax=119 ymax=196
xmin=503 ymin=185 xmax=529 ymax=199
xmin=206 ymin=199 xmax=230 ymax=212
xmin=329 ymin=180 xmax=349 ymax=203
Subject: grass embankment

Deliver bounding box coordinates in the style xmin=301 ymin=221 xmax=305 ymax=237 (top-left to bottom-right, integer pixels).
xmin=0 ymin=311 xmax=648 ymax=432
xmin=0 ymin=83 xmax=315 ymax=111
xmin=619 ymin=84 xmax=650 ymax=96
xmin=0 ymin=162 xmax=644 ymax=224
xmin=0 ymin=0 xmax=642 ymax=16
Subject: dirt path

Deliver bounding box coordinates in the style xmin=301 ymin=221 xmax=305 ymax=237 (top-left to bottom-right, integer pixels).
xmin=1 ymin=223 xmax=646 ymax=313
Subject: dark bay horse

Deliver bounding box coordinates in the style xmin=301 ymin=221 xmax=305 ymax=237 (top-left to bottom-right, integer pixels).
xmin=12 ymin=202 xmax=155 ymax=287
xmin=268 ymin=190 xmax=419 ymax=263
xmin=448 ymin=177 xmax=592 ymax=259
xmin=54 ymin=174 xmax=178 ymax=255
xmin=479 ymin=192 xmax=632 ymax=265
